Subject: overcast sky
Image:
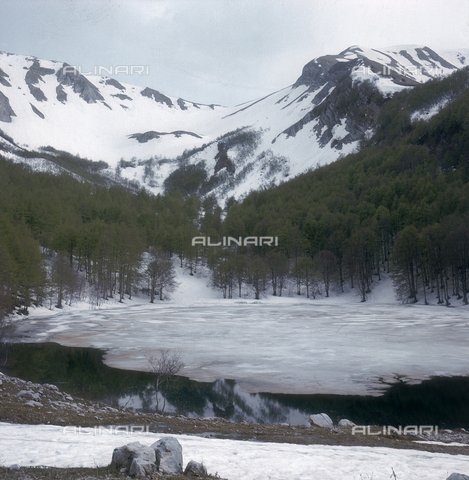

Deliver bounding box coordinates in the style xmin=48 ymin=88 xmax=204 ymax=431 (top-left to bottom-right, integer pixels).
xmin=1 ymin=0 xmax=468 ymax=105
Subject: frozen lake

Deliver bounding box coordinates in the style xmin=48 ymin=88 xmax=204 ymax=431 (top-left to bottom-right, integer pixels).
xmin=16 ymin=298 xmax=469 ymax=396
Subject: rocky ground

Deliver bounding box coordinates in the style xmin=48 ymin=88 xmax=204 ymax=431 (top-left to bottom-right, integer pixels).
xmin=0 ymin=371 xmax=468 ymax=479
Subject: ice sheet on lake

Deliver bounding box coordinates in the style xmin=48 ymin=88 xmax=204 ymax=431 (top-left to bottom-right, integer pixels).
xmin=15 ymin=299 xmax=469 ymax=395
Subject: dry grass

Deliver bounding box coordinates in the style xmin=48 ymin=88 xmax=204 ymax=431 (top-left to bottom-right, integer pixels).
xmin=0 ymin=466 xmax=220 ymax=479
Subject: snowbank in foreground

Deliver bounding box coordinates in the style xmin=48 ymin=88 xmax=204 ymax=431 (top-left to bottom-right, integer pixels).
xmin=0 ymin=423 xmax=467 ymax=480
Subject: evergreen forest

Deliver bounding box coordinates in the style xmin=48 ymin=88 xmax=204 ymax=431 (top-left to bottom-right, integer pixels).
xmin=1 ymin=67 xmax=469 ymax=320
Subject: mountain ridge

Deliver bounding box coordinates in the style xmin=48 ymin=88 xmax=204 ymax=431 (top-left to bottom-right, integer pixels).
xmin=0 ymin=45 xmax=468 ymax=202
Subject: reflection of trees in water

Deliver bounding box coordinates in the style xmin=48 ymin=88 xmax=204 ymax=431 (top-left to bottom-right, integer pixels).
xmin=207 ymin=379 xmax=298 ymax=424
xmin=0 ymin=342 xmax=12 ymax=368
xmin=146 ymin=351 xmax=184 ymax=413
xmin=131 ymin=385 xmax=179 ymax=415
xmin=1 ymin=342 xmax=304 ymax=424
xmin=101 ymin=373 xmax=469 ymax=429
xmin=3 ymin=342 xmax=469 ymax=428
xmin=1 ymin=342 xmax=153 ymax=399
xmin=116 ymin=377 xmax=305 ymax=424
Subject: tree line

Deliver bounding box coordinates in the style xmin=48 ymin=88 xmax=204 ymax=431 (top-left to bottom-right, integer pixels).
xmin=1 ymin=67 xmax=469 ymax=318
xmin=0 ymin=158 xmax=202 ymax=316
xmin=216 ymin=67 xmax=469 ymax=304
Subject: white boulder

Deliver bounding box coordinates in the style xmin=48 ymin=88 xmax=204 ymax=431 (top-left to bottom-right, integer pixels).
xmin=338 ymin=418 xmax=356 ymax=427
xmin=152 ymin=437 xmax=183 ymax=474
xmin=309 ymin=413 xmax=334 ymax=428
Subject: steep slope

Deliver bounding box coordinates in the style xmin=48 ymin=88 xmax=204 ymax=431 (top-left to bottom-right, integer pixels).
xmin=0 ymin=52 xmax=221 ymax=164
xmin=156 ymin=45 xmax=469 ymax=202
xmin=0 ymin=45 xmax=467 ymax=202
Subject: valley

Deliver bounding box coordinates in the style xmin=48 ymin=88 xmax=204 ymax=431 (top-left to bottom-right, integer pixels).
xmin=1 ymin=41 xmax=469 ymax=479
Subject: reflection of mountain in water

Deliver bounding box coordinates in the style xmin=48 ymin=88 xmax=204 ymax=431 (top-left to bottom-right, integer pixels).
xmin=1 ymin=342 xmax=310 ymax=424
xmin=209 ymin=379 xmax=307 ymax=425
xmin=117 ymin=378 xmax=308 ymax=425
xmin=3 ymin=342 xmax=469 ymax=428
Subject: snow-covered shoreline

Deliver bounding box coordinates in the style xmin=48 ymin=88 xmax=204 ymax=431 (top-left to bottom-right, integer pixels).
xmin=13 ymin=266 xmax=469 ymax=398
xmin=5 ymin=264 xmax=468 ymax=480
xmin=0 ymin=362 xmax=468 ymax=480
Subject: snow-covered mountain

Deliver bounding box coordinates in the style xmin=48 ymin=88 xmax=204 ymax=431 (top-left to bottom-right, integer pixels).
xmin=0 ymin=45 xmax=468 ymax=201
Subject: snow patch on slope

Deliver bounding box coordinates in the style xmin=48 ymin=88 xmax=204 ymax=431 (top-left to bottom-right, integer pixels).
xmin=2 ymin=46 xmax=469 ymax=203
xmin=410 ymin=97 xmax=451 ymax=122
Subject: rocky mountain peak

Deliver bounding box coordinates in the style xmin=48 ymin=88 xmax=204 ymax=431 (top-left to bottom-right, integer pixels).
xmin=56 ymin=63 xmax=105 ymax=104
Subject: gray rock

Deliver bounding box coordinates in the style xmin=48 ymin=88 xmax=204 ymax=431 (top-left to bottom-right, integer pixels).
xmin=152 ymin=437 xmax=183 ymax=474
xmin=28 ymin=86 xmax=47 ymax=103
xmin=17 ymin=390 xmax=31 ymax=397
xmin=184 ymin=460 xmax=208 ymax=477
xmin=104 ymin=78 xmax=126 ymax=91
xmin=141 ymin=87 xmax=173 ymax=107
xmin=56 ymin=85 xmax=67 ymax=103
xmin=111 ymin=442 xmax=156 ymax=471
xmin=56 ymin=64 xmax=104 ymax=104
xmin=309 ymin=413 xmax=334 ymax=428
xmin=0 ymin=68 xmax=11 ymax=87
xmin=338 ymin=418 xmax=356 ymax=427
xmin=129 ymin=458 xmax=156 ymax=478
xmin=447 ymin=474 xmax=469 ymax=480
xmin=0 ymin=91 xmax=16 ymax=122
xmin=198 ymin=432 xmax=216 ymax=438
xmin=25 ymin=59 xmax=54 ymax=102
xmin=128 ymin=130 xmax=201 ymax=144
xmin=112 ymin=93 xmax=132 ymax=101
xmin=30 ymin=103 xmax=45 ymax=119
xmin=9 ymin=464 xmax=20 ymax=470
xmin=17 ymin=390 xmax=41 ymax=402
xmin=44 ymin=383 xmax=59 ymax=392
xmin=24 ymin=400 xmax=43 ymax=407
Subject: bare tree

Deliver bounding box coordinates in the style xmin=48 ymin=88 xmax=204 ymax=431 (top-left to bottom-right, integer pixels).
xmin=0 ymin=245 xmax=16 ymax=363
xmin=145 ymin=247 xmax=177 ymax=302
xmin=247 ymin=256 xmax=269 ymax=300
xmin=49 ymin=252 xmax=82 ymax=308
xmin=0 ymin=244 xmax=14 ymax=321
xmin=0 ymin=319 xmax=14 ymax=367
xmin=234 ymin=254 xmax=247 ymax=298
xmin=266 ymin=251 xmax=289 ymax=297
xmin=314 ymin=250 xmax=338 ymax=297
xmin=146 ymin=350 xmax=184 ymax=414
xmin=208 ymin=249 xmax=235 ymax=299
xmin=0 ymin=315 xmax=15 ymax=364
xmin=292 ymin=257 xmax=318 ymax=298
xmin=344 ymin=228 xmax=377 ymax=302
xmin=391 ymin=226 xmax=420 ymax=304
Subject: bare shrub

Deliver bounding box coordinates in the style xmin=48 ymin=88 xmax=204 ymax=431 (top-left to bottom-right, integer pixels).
xmin=146 ymin=350 xmax=184 ymax=413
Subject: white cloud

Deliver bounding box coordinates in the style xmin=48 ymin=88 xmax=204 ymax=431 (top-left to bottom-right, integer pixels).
xmin=128 ymin=0 xmax=175 ymax=20
xmin=0 ymin=0 xmax=468 ymax=104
